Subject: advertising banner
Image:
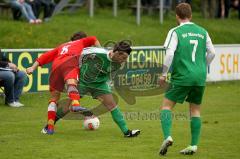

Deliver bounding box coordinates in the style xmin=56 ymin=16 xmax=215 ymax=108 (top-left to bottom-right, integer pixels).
xmin=1 ymin=45 xmax=239 ymax=92
xmin=207 ymin=45 xmax=240 ymax=81
xmin=1 ymin=49 xmax=51 ymax=92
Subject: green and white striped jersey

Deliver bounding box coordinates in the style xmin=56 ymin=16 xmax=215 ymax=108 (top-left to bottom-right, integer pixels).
xmin=79 ymin=47 xmax=122 ymax=84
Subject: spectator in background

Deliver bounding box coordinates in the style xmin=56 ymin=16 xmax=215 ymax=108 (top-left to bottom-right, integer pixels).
xmin=231 ymin=0 xmax=240 ymax=19
xmin=139 ymin=0 xmax=172 ymax=15
xmin=217 ymin=0 xmax=231 ymax=18
xmin=218 ymin=0 xmax=240 ymax=19
xmin=201 ymin=0 xmax=217 ymax=18
xmin=141 ymin=0 xmax=171 ymax=6
xmin=27 ymin=0 xmax=55 ymax=22
xmin=141 ymin=0 xmax=155 ymax=6
xmin=0 ymin=50 xmax=26 ymax=107
xmin=8 ymin=0 xmax=42 ymax=23
xmin=26 ymin=0 xmax=41 ymax=19
xmin=176 ymin=0 xmax=192 ymax=5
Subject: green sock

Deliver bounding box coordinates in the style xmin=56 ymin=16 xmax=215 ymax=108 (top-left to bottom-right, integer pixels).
xmin=111 ymin=107 xmax=129 ymax=134
xmin=160 ymin=109 xmax=172 ymax=139
xmin=191 ymin=117 xmax=201 ymax=146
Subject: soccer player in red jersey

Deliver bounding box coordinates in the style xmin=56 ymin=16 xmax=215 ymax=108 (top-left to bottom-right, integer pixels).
xmin=26 ymin=31 xmax=100 ymax=134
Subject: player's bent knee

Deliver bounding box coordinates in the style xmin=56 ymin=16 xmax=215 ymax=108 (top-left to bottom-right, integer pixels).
xmin=190 ymin=108 xmax=201 ymax=117
xmin=103 ymin=101 xmax=116 ymax=111
xmin=161 ymin=98 xmax=175 ymax=110
xmin=161 ymin=106 xmax=172 ymax=110
xmin=108 ymin=105 xmax=117 ymax=111
xmin=66 ymin=79 xmax=78 ymax=85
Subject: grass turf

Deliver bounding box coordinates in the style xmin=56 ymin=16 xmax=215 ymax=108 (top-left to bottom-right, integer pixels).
xmin=0 ymin=81 xmax=239 ymax=159
xmin=0 ymin=7 xmax=240 ymax=159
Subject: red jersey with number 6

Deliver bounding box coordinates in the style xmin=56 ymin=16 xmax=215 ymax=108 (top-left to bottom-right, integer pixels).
xmin=36 ymin=36 xmax=97 ymax=91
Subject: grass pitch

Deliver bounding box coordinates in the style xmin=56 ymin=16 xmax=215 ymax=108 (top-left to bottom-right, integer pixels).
xmin=0 ymin=81 xmax=239 ymax=159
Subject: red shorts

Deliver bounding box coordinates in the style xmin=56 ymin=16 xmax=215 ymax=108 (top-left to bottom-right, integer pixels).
xmin=49 ymin=56 xmax=79 ymax=92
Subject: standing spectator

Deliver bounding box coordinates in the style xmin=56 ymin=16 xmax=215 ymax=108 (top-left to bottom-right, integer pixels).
xmin=231 ymin=0 xmax=240 ymax=19
xmin=202 ymin=0 xmax=217 ymax=18
xmin=219 ymin=0 xmax=240 ymax=19
xmin=217 ymin=0 xmax=231 ymax=18
xmin=8 ymin=0 xmax=42 ymax=23
xmin=0 ymin=50 xmax=26 ymax=107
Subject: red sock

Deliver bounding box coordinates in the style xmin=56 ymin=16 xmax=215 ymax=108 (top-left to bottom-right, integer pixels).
xmin=71 ymin=99 xmax=80 ymax=107
xmin=47 ymin=101 xmax=57 ymax=131
xmin=67 ymin=84 xmax=80 ymax=107
xmin=47 ymin=111 xmax=56 ymax=131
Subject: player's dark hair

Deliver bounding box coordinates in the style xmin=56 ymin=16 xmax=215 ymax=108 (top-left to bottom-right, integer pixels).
xmin=70 ymin=31 xmax=87 ymax=41
xmin=113 ymin=40 xmax=132 ymax=55
xmin=176 ymin=3 xmax=192 ymax=19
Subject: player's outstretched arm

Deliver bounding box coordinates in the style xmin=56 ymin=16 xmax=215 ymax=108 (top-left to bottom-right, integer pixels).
xmin=26 ymin=61 xmax=39 ymax=75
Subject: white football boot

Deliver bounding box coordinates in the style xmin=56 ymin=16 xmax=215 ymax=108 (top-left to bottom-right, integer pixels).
xmin=159 ymin=136 xmax=173 ymax=155
xmin=180 ymin=145 xmax=197 ymax=155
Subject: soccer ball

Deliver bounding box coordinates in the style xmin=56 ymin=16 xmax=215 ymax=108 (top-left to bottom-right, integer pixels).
xmin=83 ymin=116 xmax=100 ymax=130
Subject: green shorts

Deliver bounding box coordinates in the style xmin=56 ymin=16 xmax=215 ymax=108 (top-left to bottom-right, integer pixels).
xmin=165 ymin=83 xmax=205 ymax=105
xmin=78 ymin=82 xmax=112 ymax=99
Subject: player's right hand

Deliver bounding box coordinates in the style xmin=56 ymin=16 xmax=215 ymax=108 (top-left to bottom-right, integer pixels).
xmin=26 ymin=67 xmax=34 ymax=75
xmin=159 ymin=76 xmax=167 ymax=87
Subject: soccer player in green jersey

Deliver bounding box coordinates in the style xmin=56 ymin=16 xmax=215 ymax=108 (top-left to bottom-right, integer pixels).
xmin=158 ymin=3 xmax=215 ymax=155
xmin=42 ymin=41 xmax=140 ymax=137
